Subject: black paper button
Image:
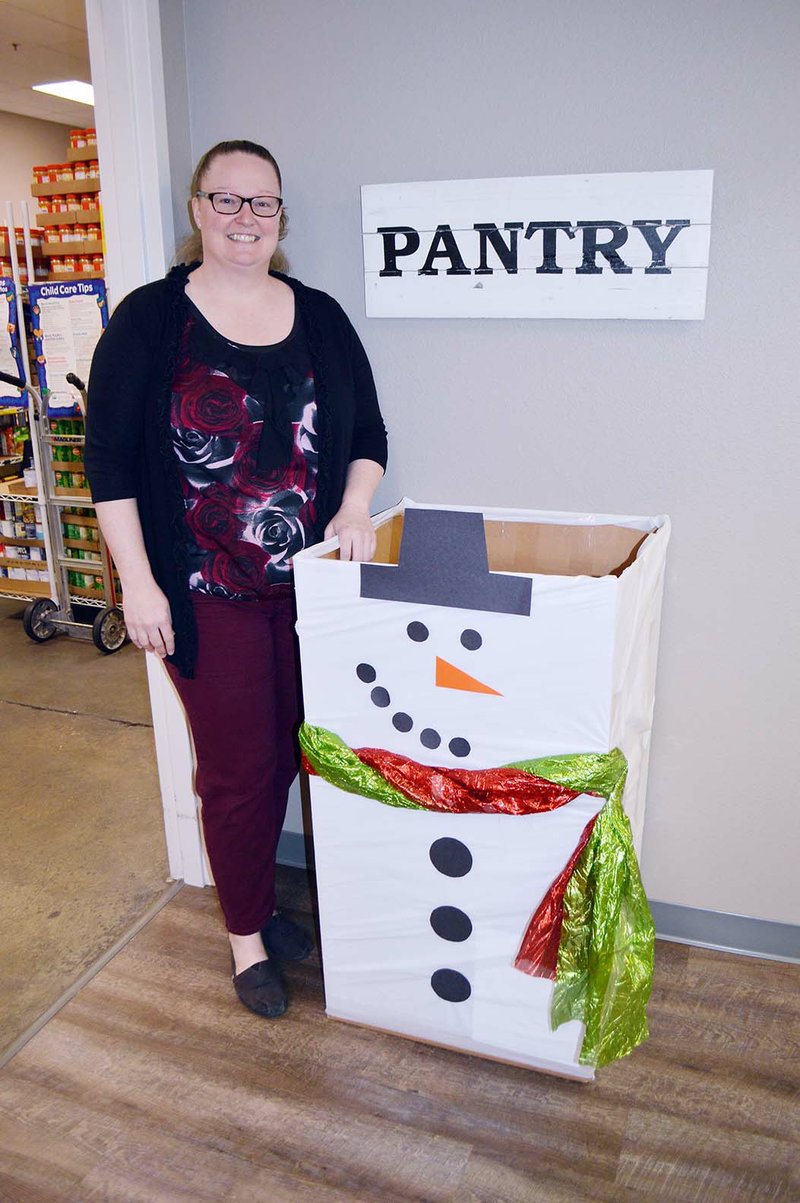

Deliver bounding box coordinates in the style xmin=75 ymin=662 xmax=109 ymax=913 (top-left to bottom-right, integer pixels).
xmin=429 ymin=837 xmax=472 ymax=877
xmin=431 ymin=968 xmax=471 ymax=1002
xmin=430 ymin=906 xmax=473 ymax=943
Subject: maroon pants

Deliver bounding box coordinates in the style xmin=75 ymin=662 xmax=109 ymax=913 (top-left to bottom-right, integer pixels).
xmin=167 ymin=587 xmax=301 ymax=935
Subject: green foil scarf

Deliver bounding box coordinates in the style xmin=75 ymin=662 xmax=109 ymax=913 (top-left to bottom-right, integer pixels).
xmin=300 ymin=721 xmax=654 ymax=1068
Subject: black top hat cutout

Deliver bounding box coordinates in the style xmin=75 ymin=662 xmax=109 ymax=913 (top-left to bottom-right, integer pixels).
xmin=360 ymin=508 xmax=532 ymax=616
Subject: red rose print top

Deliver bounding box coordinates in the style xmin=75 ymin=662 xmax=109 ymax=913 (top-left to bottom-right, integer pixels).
xmin=169 ymin=303 xmax=318 ymax=600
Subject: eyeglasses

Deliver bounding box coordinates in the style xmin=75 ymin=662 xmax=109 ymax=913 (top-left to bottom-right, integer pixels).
xmin=195 ymin=191 xmax=283 ymax=218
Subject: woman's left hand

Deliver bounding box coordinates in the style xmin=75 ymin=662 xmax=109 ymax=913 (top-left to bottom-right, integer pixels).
xmin=324 ymin=504 xmax=376 ymax=562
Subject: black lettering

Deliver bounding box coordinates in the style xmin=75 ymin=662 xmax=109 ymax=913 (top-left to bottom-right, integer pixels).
xmin=418 ymin=226 xmax=471 ymax=276
xmin=633 ymin=219 xmax=690 ymax=274
xmin=377 ymin=226 xmax=420 ymax=277
xmin=524 ymin=222 xmax=575 ymax=274
xmin=474 ymin=223 xmax=524 ymax=275
xmin=576 ymin=222 xmax=632 ymax=274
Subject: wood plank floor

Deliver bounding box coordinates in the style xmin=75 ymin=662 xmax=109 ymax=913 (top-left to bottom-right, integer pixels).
xmin=0 ymin=867 xmax=797 ymax=1202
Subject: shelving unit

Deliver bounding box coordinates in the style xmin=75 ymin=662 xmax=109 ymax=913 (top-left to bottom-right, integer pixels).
xmin=0 ymin=481 xmax=53 ymax=604
xmin=31 ymin=143 xmax=103 ymax=282
xmin=30 ymin=178 xmax=101 ymax=198
xmin=0 ymin=542 xmax=51 ymax=599
xmin=41 ymin=240 xmax=104 ymax=256
xmin=1 ymin=133 xmax=123 ymax=649
xmin=1 ymin=401 xmax=25 ymax=486
xmin=0 ymin=384 xmax=125 ymax=648
xmin=35 ymin=210 xmax=102 ymax=227
xmin=66 ymin=144 xmax=98 ymax=164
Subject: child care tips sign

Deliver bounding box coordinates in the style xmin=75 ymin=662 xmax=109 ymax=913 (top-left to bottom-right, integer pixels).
xmin=28 ymin=280 xmax=107 ymax=416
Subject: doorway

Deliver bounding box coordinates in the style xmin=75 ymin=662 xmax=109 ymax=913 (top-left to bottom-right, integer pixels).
xmin=0 ymin=0 xmax=172 ymax=1064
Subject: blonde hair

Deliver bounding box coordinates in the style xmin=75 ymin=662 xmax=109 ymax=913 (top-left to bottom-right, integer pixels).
xmin=173 ymin=139 xmax=289 ymax=273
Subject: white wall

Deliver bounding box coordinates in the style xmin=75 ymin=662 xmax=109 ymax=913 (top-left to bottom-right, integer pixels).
xmin=171 ymin=0 xmax=799 ymax=925
xmin=0 ymin=110 xmax=73 ymax=209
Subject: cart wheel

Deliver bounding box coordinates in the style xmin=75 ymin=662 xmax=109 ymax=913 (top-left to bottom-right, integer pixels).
xmin=92 ymin=607 xmax=127 ymax=654
xmin=23 ymin=597 xmax=59 ymax=643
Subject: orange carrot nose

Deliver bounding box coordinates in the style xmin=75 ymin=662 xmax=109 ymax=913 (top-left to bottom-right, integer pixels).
xmin=435 ymin=657 xmax=502 ymax=696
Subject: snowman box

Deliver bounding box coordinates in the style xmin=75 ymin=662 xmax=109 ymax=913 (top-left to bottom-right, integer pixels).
xmin=293 ymin=500 xmax=669 ymax=1079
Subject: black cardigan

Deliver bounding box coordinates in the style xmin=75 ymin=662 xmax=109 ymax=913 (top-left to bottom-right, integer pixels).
xmin=85 ymin=264 xmax=388 ymax=677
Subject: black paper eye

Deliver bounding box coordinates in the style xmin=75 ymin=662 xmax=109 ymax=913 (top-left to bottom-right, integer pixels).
xmin=460 ymin=629 xmax=482 ymax=651
xmin=407 ymin=622 xmax=429 ymax=642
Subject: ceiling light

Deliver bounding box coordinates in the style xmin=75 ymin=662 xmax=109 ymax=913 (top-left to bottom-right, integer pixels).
xmin=32 ymin=80 xmax=95 ymax=106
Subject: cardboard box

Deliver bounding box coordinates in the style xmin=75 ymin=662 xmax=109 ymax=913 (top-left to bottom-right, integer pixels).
xmin=294 ymin=500 xmax=669 ymax=1078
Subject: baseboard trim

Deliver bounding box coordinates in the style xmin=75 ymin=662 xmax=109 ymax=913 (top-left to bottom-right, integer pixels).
xmin=650 ymin=901 xmax=798 ymax=964
xmin=277 ymin=830 xmax=310 ymax=870
xmin=277 ymin=837 xmax=797 ymax=965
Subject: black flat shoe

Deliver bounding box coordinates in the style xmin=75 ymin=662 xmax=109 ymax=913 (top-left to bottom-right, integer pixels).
xmin=261 ymin=910 xmax=314 ymax=962
xmin=230 ymin=953 xmax=288 ymax=1018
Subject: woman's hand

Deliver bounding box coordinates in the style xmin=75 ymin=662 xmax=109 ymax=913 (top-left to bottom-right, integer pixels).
xmin=324 ymin=503 xmax=376 ymax=562
xmin=93 ymin=500 xmax=175 ymax=658
xmin=121 ymin=577 xmax=175 ymax=657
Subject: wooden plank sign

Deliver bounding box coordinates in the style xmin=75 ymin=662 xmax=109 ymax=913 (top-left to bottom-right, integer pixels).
xmin=361 ymin=169 xmax=713 ymax=320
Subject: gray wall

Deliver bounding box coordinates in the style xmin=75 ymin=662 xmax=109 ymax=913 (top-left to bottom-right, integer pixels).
xmin=0 ymin=111 xmax=72 ymax=209
xmin=170 ymin=0 xmax=799 ymax=925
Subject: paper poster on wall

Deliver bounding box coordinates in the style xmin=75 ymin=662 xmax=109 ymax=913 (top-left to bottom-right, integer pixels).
xmin=28 ymin=280 xmax=108 ymax=416
xmin=0 ymin=278 xmax=25 ymax=406
xmin=362 ymin=169 xmax=713 ymax=320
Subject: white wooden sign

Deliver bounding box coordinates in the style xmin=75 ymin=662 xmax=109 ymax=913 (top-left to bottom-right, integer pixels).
xmin=361 ymin=169 xmax=713 ymax=320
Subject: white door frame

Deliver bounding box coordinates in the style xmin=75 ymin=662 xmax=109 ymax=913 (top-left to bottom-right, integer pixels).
xmin=85 ymin=0 xmax=208 ymax=886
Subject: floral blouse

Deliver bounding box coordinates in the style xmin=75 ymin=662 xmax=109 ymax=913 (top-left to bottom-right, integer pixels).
xmin=169 ymin=304 xmax=318 ymax=600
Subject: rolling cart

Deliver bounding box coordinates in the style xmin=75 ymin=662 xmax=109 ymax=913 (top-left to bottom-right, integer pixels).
xmin=0 ymin=366 xmax=126 ymax=653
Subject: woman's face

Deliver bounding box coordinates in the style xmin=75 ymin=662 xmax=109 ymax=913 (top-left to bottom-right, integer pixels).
xmin=191 ymin=151 xmax=282 ymax=273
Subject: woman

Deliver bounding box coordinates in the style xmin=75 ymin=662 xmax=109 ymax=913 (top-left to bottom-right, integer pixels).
xmin=85 ymin=140 xmax=387 ymax=1019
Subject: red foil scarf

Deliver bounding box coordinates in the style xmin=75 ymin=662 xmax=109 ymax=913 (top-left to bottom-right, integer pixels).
xmin=305 ymin=745 xmax=601 ymax=981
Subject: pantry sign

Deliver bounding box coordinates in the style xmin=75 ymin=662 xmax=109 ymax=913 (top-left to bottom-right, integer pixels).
xmin=361 ymin=169 xmax=713 ymax=320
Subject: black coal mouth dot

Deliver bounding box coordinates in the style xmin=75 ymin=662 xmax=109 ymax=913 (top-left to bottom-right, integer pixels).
xmin=354 ymin=662 xmax=471 ymax=759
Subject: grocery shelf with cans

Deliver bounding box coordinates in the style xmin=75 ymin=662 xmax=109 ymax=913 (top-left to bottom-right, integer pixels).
xmin=0 ymin=126 xmax=127 ymax=651
xmin=30 ymin=129 xmax=105 ymax=281
xmin=0 ymin=495 xmax=51 ymax=598
xmin=0 ymin=395 xmax=126 ymax=649
xmin=0 ymin=419 xmax=122 ymax=611
xmin=0 ymin=226 xmax=48 ymax=286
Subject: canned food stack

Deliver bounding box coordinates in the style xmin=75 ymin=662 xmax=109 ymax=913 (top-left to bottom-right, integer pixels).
xmin=0 ymin=228 xmax=47 ymax=284
xmin=60 ymin=503 xmax=102 ymax=594
xmin=51 ymin=419 xmax=88 ymax=493
xmin=0 ymin=498 xmax=49 ymax=587
xmin=32 ymin=131 xmax=103 ymax=281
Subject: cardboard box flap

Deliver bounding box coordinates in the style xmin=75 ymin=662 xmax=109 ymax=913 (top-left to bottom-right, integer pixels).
xmin=346 ymin=511 xmax=652 ymax=578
